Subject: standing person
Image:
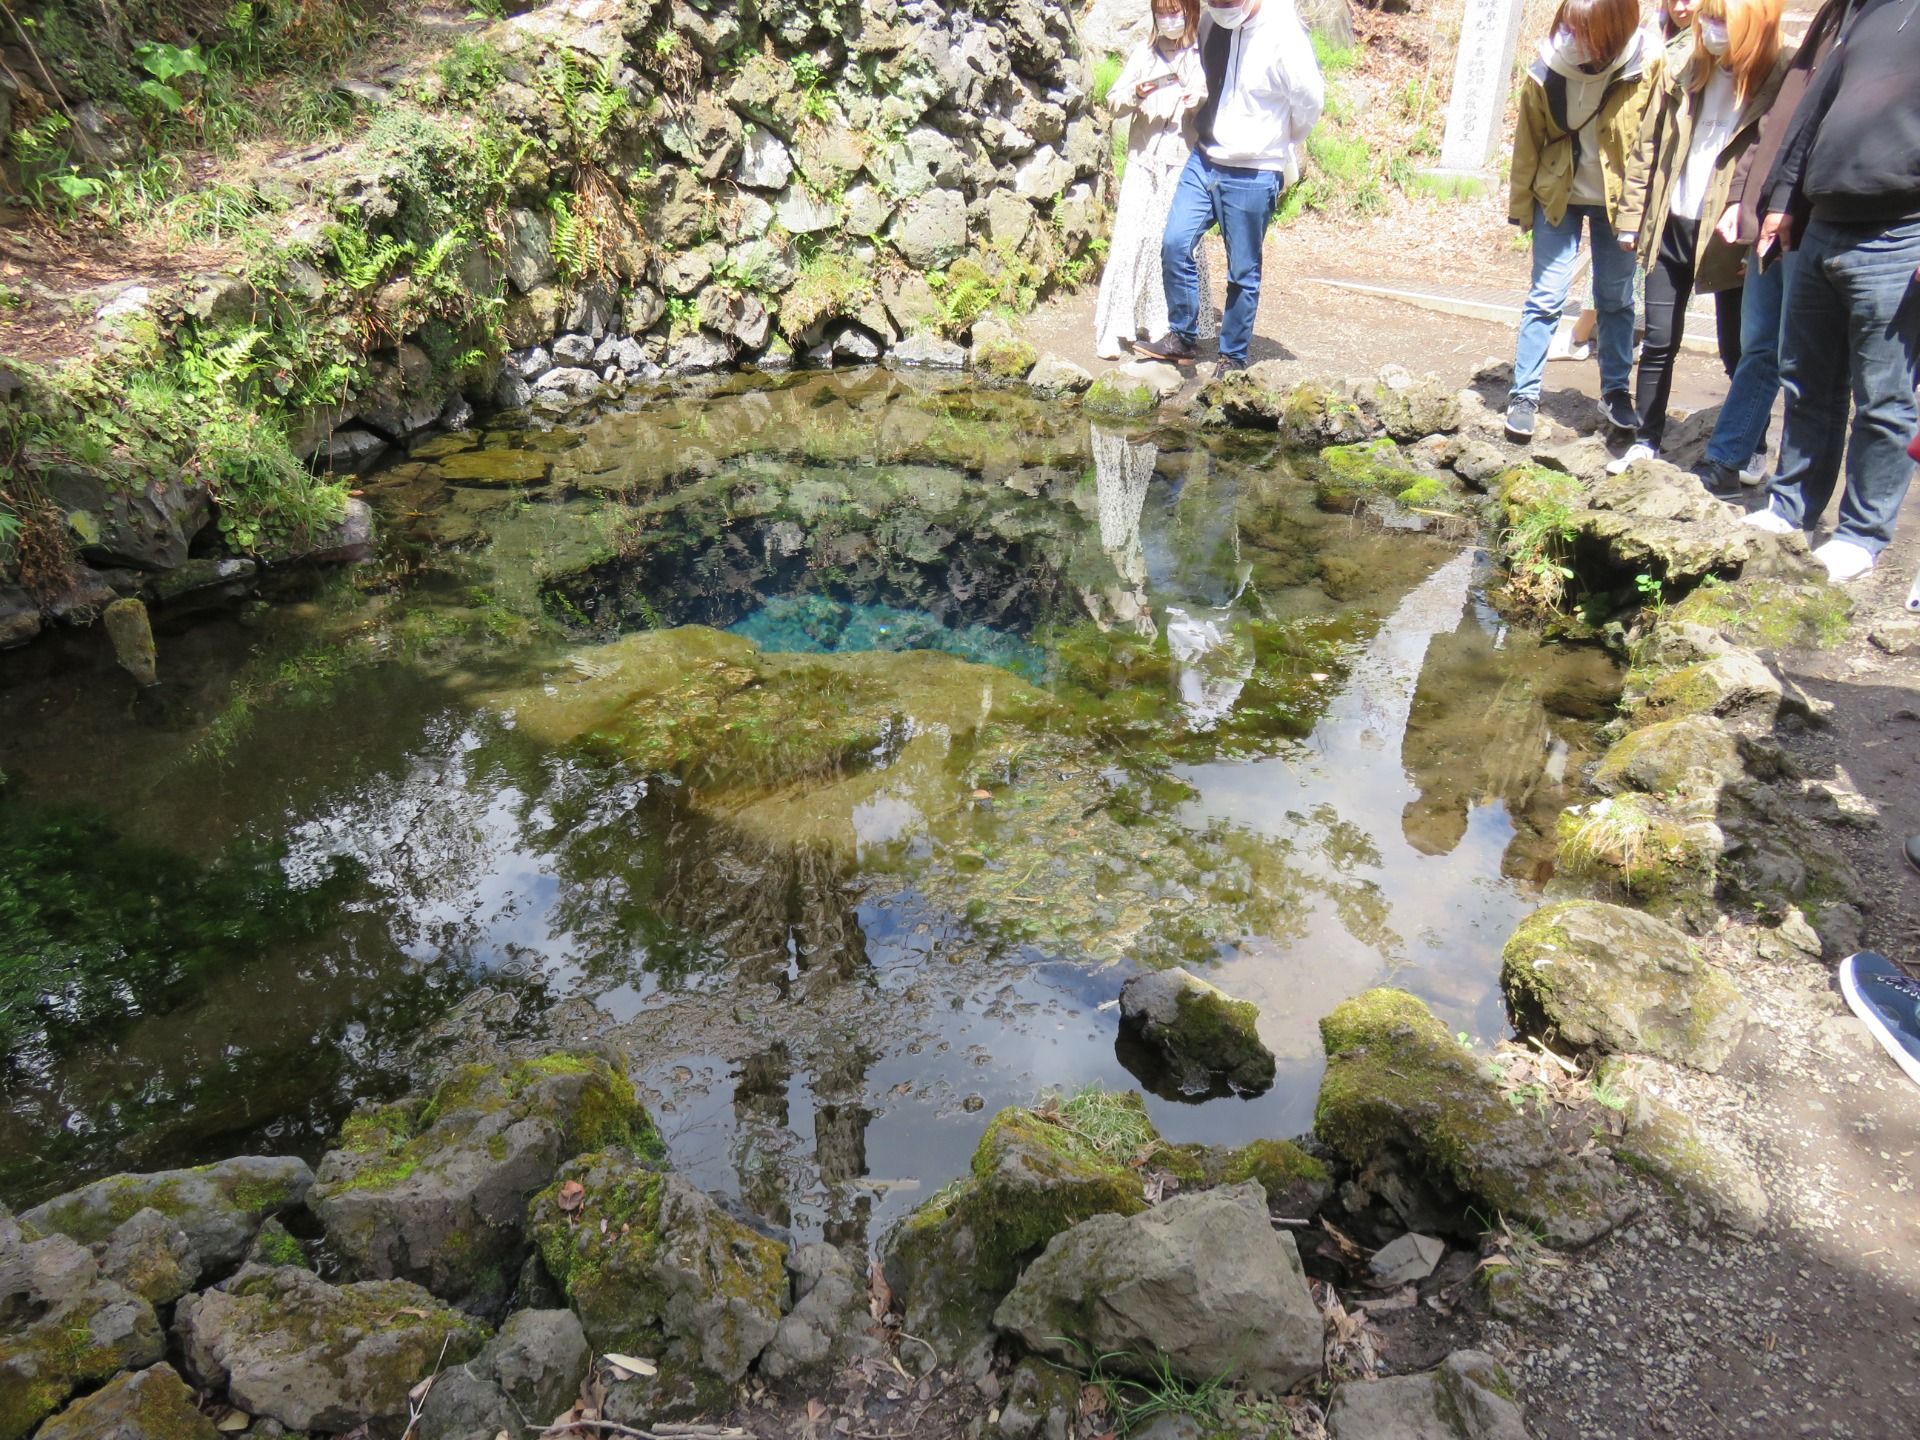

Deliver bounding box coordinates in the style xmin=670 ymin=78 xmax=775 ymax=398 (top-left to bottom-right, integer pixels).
xmin=1503 ymin=0 xmax=1664 ymax=443
xmin=1695 ymin=0 xmax=1868 ymax=493
xmin=1742 ymin=0 xmax=1920 ymax=584
xmin=1132 ymin=0 xmax=1323 ymax=377
xmin=1612 ymin=0 xmax=1790 ymax=476
xmin=1093 ymin=0 xmax=1217 ymax=361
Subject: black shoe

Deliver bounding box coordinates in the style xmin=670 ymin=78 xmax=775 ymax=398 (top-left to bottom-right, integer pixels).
xmin=1210 ymin=357 xmax=1246 ymax=380
xmin=1504 ymin=396 xmax=1537 ymax=442
xmin=1135 ymin=333 xmax=1197 ymax=365
xmin=1693 ymin=459 xmax=1744 ymax=496
xmin=1600 ymin=389 xmax=1638 ymax=434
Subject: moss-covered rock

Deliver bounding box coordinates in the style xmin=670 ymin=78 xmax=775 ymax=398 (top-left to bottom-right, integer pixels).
xmin=527 ymin=1151 xmax=785 ymax=1389
xmin=1082 ymin=373 xmax=1159 ymax=418
xmin=1190 ymin=374 xmax=1376 ymax=447
xmin=881 ymin=1098 xmax=1150 ymax=1363
xmin=95 ymin=1208 xmax=200 ymax=1306
xmin=175 ymin=1264 xmax=488 ymax=1435
xmin=1594 ymin=1059 xmax=1769 ymax=1235
xmin=31 ymin=1362 xmax=215 ymax=1440
xmin=1210 ymin=1139 xmax=1334 ymax=1217
xmin=969 ymin=321 xmax=1038 ymax=383
xmin=0 ymin=1208 xmax=165 ymax=1440
xmin=1632 ymin=649 xmax=1785 ymax=725
xmin=1553 ymin=794 xmax=1722 ymax=918
xmin=1591 ymin=714 xmax=1744 ymax=802
xmin=1326 ymin=1349 xmax=1530 ymax=1440
xmin=311 ymin=1050 xmax=650 ymax=1314
xmin=1666 ymin=575 xmax=1850 ymax=650
xmin=1314 ymin=989 xmax=1631 ymax=1247
xmin=1117 ymin=967 xmax=1276 ymax=1097
xmin=22 ymin=1155 xmax=313 ymax=1280
xmin=1315 ymin=439 xmax=1461 ymax=514
xmin=1502 ymin=902 xmax=1748 ymax=1071
xmin=245 ymin=1217 xmax=311 ymax=1271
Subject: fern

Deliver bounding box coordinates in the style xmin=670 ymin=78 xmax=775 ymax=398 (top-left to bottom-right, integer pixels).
xmin=327 ymin=222 xmax=415 ymax=290
xmin=548 ymin=193 xmax=596 ymax=280
xmin=178 ymin=327 xmax=269 ymax=393
xmin=414 ymin=226 xmax=467 ymax=286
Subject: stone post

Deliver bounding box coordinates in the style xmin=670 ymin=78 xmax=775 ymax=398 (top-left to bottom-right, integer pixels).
xmin=1421 ymin=0 xmax=1529 ymax=194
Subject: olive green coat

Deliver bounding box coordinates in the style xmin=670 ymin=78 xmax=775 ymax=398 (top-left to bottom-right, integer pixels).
xmin=1508 ymin=54 xmax=1666 ymax=231
xmin=1618 ymin=46 xmax=1797 ymax=294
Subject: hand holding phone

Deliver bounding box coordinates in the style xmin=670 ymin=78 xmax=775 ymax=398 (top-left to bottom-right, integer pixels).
xmin=1135 ymin=73 xmax=1179 ymax=98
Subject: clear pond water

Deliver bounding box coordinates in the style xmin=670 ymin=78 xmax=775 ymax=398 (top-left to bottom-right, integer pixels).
xmin=0 ymin=370 xmax=1618 ymax=1248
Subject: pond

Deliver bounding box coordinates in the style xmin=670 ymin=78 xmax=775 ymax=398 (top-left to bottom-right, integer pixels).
xmin=0 ymin=369 xmax=1619 ymax=1251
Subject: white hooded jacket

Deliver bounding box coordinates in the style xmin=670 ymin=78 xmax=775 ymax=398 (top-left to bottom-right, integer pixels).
xmin=1196 ymin=1 xmax=1325 ymax=176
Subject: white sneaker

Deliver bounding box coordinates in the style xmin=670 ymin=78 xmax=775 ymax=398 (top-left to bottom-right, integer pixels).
xmin=1606 ymin=442 xmax=1657 ymax=475
xmin=1740 ymin=448 xmax=1771 ymax=486
xmin=1811 ymin=537 xmax=1875 ymax=584
xmin=1742 ymin=502 xmax=1797 ymax=535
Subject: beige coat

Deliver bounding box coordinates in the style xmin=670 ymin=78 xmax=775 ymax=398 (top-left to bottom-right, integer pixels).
xmin=1509 ymin=44 xmax=1665 ymax=230
xmin=1618 ymin=46 xmax=1797 ymax=294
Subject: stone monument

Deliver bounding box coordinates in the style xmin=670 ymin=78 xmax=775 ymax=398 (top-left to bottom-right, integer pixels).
xmin=1421 ymin=0 xmax=1529 ymax=195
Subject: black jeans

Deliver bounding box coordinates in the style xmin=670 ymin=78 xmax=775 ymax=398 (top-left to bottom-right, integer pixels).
xmin=1634 ymin=213 xmax=1702 ymax=448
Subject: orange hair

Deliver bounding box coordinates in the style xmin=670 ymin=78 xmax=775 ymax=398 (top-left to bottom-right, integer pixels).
xmin=1550 ymin=0 xmax=1641 ymax=69
xmin=1688 ymin=0 xmax=1783 ymax=103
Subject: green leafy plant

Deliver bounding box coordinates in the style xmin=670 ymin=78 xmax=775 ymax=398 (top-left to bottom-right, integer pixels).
xmin=131 ymin=41 xmax=208 ymax=115
xmin=1090 ymin=51 xmax=1125 ymax=105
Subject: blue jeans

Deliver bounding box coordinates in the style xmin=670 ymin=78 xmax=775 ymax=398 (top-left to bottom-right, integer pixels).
xmin=1512 ymin=203 xmax=1636 ymax=402
xmin=1767 ymin=217 xmax=1920 ymax=554
xmin=1705 ymin=253 xmax=1791 ymax=469
xmin=1162 ymin=152 xmax=1283 ymax=365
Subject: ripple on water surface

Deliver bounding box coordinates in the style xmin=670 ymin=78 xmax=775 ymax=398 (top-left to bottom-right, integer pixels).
xmin=0 ymin=370 xmax=1619 ymax=1244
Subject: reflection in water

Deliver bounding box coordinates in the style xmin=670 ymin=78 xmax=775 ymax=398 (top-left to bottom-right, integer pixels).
xmin=0 ymin=372 xmax=1616 ymax=1241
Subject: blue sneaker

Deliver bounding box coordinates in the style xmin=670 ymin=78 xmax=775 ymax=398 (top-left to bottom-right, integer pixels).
xmin=1839 ymin=952 xmax=1920 ymax=1087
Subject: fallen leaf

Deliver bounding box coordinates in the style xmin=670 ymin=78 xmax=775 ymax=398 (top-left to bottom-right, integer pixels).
xmin=807 ymin=1399 xmax=828 ymax=1423
xmin=867 ymin=1259 xmax=894 ymax=1319
xmin=602 ymin=1353 xmax=658 ymax=1380
xmin=557 ymin=1179 xmax=586 ymax=1213
xmin=214 ymin=1411 xmax=250 ymax=1434
xmin=408 ymin=1374 xmax=435 ymax=1405
xmin=971 ymin=788 xmax=991 ymax=799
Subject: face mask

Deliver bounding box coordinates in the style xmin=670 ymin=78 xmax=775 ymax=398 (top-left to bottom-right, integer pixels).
xmin=1206 ymin=2 xmax=1250 ymax=30
xmin=1699 ymin=18 xmax=1730 ymax=55
xmin=1156 ymin=12 xmax=1186 ymax=37
xmin=1552 ymin=26 xmax=1590 ymax=64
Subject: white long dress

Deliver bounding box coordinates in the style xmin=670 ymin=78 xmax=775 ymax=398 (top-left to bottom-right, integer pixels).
xmin=1093 ymin=40 xmax=1218 ymax=359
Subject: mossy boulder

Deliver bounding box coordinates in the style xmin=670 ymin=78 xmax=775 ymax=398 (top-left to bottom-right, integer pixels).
xmin=881 ymin=1098 xmax=1150 ymax=1364
xmin=969 ymin=321 xmax=1038 ymax=383
xmin=1592 ymin=714 xmax=1744 ymax=802
xmin=1502 ymin=902 xmax=1747 ymax=1071
xmin=1631 ymin=649 xmax=1784 ymax=725
xmin=1666 ymin=575 xmax=1850 ymax=650
xmin=95 ymin=1208 xmax=199 ymax=1306
xmin=1207 ymin=1139 xmax=1334 ymax=1217
xmin=1553 ymin=794 xmax=1722 ymax=919
xmin=993 ymin=1182 xmax=1321 ymax=1392
xmin=0 ymin=1208 xmax=165 ymax=1440
xmin=1083 ymin=373 xmax=1159 ymax=418
xmin=1314 ymin=989 xmax=1631 ymax=1247
xmin=1190 ymin=374 xmax=1376 ymax=446
xmin=1595 ymin=1060 xmax=1769 ymax=1235
xmin=311 ymin=1050 xmax=651 ymax=1314
xmin=1325 ymin=1349 xmax=1529 ymax=1440
xmin=1118 ymin=967 xmax=1276 ymax=1097
xmin=1369 ymin=366 xmax=1463 ymax=442
xmin=175 ymin=1264 xmax=488 ymax=1435
xmin=22 ymin=1156 xmax=312 ymax=1281
xmin=1315 ymin=439 xmax=1455 ymax=513
xmin=31 ymin=1362 xmax=214 ymax=1440
xmin=528 ymin=1151 xmax=785 ymax=1389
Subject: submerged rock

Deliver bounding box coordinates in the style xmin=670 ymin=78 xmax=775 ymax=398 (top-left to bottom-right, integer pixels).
xmin=23 ymin=1155 xmax=312 ymax=1278
xmin=176 ymin=1264 xmax=488 ymax=1434
xmin=1325 ymin=1349 xmax=1529 ymax=1440
xmin=1118 ymin=967 xmax=1276 ymax=1096
xmin=31 ymin=1362 xmax=214 ymax=1440
xmin=993 ymin=1182 xmax=1321 ymax=1393
xmin=1314 ymin=990 xmax=1631 ymax=1246
xmin=529 ymin=1152 xmax=785 ymax=1391
xmin=311 ymin=1051 xmax=648 ymax=1313
xmin=0 ymin=1208 xmax=165 ymax=1440
xmin=1503 ymin=901 xmax=1747 ymax=1071
xmin=102 ymin=597 xmax=157 ymax=686
xmin=882 ymin=1097 xmax=1150 ymax=1364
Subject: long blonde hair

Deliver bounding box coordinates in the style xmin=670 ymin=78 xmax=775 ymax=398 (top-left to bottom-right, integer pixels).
xmin=1688 ymin=0 xmax=1782 ymax=104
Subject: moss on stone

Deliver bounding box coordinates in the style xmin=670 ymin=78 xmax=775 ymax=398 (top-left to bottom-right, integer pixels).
xmin=1314 ymin=988 xmax=1627 ymax=1246
xmin=1216 ymin=1138 xmax=1330 ymax=1197
xmin=973 ymin=334 xmax=1039 ymax=382
xmin=1667 ymin=576 xmax=1851 ymax=650
xmin=249 ymin=1218 xmax=310 ymax=1270
xmin=1553 ymin=795 xmax=1718 ymax=905
xmin=1082 ymin=374 xmax=1158 ymax=418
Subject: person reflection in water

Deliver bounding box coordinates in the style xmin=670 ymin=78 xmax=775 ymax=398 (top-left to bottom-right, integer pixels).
xmin=1089 ymin=426 xmax=1252 ymax=729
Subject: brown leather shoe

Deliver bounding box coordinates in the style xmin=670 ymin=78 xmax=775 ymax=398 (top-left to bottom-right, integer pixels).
xmin=1133 ymin=333 xmax=1197 ymax=364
